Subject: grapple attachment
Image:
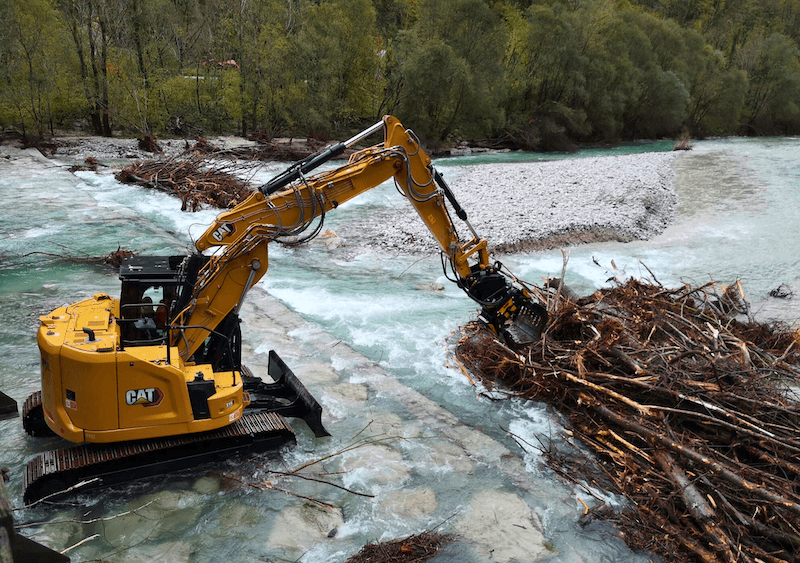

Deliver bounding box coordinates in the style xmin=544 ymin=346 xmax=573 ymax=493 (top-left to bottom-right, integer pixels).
xmin=243 ymin=351 xmax=330 ymax=437
xmin=504 ymin=300 xmax=548 ymax=347
xmin=464 ymin=265 xmax=549 ymax=348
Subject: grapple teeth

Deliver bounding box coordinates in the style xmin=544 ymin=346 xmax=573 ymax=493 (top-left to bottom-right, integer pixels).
xmin=506 ymin=302 xmax=548 ymax=347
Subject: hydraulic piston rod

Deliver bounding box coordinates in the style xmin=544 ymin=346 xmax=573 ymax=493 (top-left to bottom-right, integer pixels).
xmin=260 ymin=119 xmax=385 ymax=195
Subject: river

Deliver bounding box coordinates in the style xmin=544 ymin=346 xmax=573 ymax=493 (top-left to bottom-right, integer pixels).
xmin=1 ymin=135 xmax=798 ymax=562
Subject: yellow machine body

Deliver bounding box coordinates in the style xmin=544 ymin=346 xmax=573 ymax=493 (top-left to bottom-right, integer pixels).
xmin=32 ymin=115 xmax=546 ymax=447
xmin=37 ymin=293 xmax=244 ymax=444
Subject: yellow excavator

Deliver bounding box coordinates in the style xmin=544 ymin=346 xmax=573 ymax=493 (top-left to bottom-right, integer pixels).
xmin=21 ymin=116 xmax=547 ymax=504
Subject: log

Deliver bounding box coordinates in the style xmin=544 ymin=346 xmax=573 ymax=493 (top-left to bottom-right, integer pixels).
xmin=591 ymin=402 xmax=800 ymax=519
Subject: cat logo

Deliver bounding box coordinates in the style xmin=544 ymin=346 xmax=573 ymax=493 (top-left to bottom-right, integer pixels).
xmin=125 ymin=387 xmax=164 ymax=407
xmin=211 ymin=222 xmax=235 ymax=242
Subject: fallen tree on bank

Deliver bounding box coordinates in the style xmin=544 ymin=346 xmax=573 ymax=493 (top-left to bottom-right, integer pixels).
xmin=457 ymin=276 xmax=800 ymax=563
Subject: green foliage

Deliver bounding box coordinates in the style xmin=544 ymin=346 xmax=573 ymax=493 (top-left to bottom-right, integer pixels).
xmin=0 ymin=0 xmax=798 ymax=144
xmin=610 ymin=10 xmax=691 ymax=138
xmin=374 ymin=0 xmax=416 ymax=43
xmin=682 ymin=35 xmax=748 ymax=135
xmin=739 ymin=32 xmax=800 ymax=133
xmin=291 ymin=0 xmax=381 ymax=133
xmin=394 ymin=0 xmax=506 ymax=140
xmin=0 ymin=0 xmax=84 ymax=137
xmin=500 ymin=3 xmax=589 ymax=148
xmin=395 ymin=37 xmax=473 ymax=139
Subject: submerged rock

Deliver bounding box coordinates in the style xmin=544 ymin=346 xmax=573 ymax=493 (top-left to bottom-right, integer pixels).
xmin=379 ymin=488 xmax=438 ymax=520
xmin=268 ymin=503 xmax=344 ymax=556
xmin=455 ymin=490 xmax=550 ymax=562
xmin=338 ymin=444 xmax=412 ymax=490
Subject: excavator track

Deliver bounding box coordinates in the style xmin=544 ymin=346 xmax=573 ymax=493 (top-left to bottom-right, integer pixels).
xmin=23 ymin=410 xmax=294 ymax=505
xmin=22 ymin=390 xmax=55 ymax=437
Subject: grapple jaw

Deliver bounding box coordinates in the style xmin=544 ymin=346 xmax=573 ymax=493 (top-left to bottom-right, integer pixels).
xmin=501 ymin=298 xmax=548 ymax=347
xmin=243 ymin=351 xmax=331 ymax=437
xmin=464 ymin=266 xmax=549 ymax=348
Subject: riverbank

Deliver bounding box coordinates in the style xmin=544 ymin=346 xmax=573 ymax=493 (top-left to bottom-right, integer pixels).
xmin=334 ymin=152 xmax=677 ymax=254
xmin=16 ymin=134 xmax=679 ymax=256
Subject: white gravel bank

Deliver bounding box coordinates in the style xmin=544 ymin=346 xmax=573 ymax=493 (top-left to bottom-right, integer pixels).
xmin=44 ymin=135 xmax=255 ymax=160
xmin=336 ymin=151 xmax=678 ymax=254
xmin=33 ymin=135 xmax=678 ymax=254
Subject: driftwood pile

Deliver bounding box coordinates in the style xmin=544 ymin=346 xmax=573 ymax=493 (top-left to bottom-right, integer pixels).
xmin=457 ymin=277 xmax=800 ymax=563
xmin=344 ymin=531 xmax=453 ymax=563
xmin=187 ymin=135 xmax=337 ymax=161
xmin=113 ymin=137 xmax=340 ymax=211
xmin=116 ymin=157 xmax=252 ymax=211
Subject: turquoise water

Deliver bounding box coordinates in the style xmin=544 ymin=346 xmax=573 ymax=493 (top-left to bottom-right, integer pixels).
xmin=436 ymin=139 xmax=677 ymax=166
xmin=1 ymin=136 xmax=799 ymax=562
xmin=508 ymin=136 xmax=800 ymax=323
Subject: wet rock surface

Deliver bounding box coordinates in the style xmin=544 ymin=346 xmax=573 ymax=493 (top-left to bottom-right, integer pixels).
xmin=235 ymin=291 xmax=564 ymax=562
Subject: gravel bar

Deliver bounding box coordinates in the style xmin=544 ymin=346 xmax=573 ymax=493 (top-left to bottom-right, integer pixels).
xmin=336 ymin=151 xmax=678 ymax=254
xmin=45 ymin=136 xmax=678 ymax=255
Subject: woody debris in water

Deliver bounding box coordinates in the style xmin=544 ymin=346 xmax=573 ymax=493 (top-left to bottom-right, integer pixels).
xmin=102 ymin=246 xmax=137 ymax=268
xmin=116 ymin=156 xmax=252 ymax=211
xmin=345 ymin=531 xmax=454 ymax=563
xmin=21 ymin=245 xmax=137 ymax=269
xmin=457 ymin=276 xmax=800 ymax=563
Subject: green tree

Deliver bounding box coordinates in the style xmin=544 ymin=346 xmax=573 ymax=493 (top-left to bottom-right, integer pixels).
xmin=288 ymin=0 xmax=381 ymax=133
xmin=502 ymin=3 xmax=589 ymax=149
xmin=618 ymin=11 xmax=690 ymax=137
xmin=1 ymin=0 xmax=81 ymax=139
xmin=682 ymin=32 xmax=747 ymax=135
xmin=373 ymin=0 xmax=416 ymax=44
xmin=738 ymin=32 xmax=800 ymax=133
xmin=395 ymin=37 xmax=472 ymax=139
xmin=56 ymin=0 xmax=115 ymax=136
xmin=394 ymin=0 xmax=506 ymax=140
xmin=578 ymin=8 xmax=691 ymax=140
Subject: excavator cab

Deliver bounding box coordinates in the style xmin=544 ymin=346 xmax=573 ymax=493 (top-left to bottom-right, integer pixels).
xmin=118 ymin=256 xmax=181 ymax=347
xmin=117 ymin=256 xmax=242 ymax=371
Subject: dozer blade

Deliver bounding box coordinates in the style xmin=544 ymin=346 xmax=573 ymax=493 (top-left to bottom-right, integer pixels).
xmin=505 ymin=301 xmax=548 ymax=347
xmin=0 ymin=390 xmax=18 ymax=420
xmin=243 ymin=351 xmax=330 ymax=438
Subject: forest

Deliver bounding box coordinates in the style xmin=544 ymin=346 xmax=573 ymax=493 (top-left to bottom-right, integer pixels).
xmin=1 ymin=0 xmax=799 ymax=150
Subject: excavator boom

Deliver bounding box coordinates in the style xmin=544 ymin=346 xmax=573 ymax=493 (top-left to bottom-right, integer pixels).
xmin=188 ymin=116 xmax=546 ymax=350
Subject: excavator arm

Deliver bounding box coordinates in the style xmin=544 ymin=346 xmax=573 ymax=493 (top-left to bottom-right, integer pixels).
xmin=173 ymin=116 xmax=547 ymax=361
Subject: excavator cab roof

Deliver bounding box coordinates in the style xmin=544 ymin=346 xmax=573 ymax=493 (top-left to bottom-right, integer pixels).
xmin=119 ymin=255 xmax=184 ymax=284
